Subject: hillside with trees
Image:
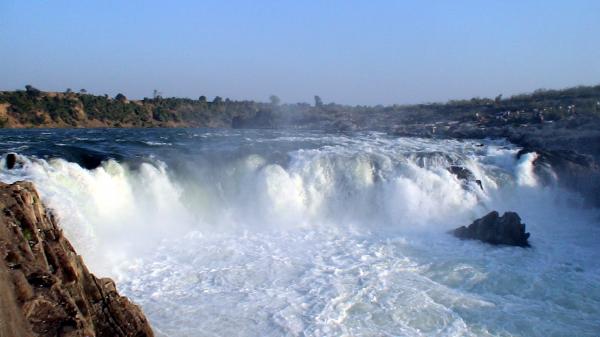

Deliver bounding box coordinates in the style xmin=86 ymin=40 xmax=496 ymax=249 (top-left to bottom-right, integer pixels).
xmin=0 ymin=84 xmax=599 ymax=131
xmin=2 ymin=84 xmax=600 ymax=205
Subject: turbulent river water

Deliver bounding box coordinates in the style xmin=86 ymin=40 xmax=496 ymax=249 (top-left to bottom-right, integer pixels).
xmin=0 ymin=128 xmax=599 ymax=337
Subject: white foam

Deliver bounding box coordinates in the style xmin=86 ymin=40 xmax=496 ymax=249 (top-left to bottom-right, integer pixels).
xmin=0 ymin=155 xmax=195 ymax=275
xmin=1 ymin=135 xmax=599 ymax=336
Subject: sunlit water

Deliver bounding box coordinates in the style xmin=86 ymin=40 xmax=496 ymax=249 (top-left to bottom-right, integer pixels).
xmin=0 ymin=129 xmax=598 ymax=336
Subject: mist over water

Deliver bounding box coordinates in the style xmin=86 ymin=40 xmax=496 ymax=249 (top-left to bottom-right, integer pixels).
xmin=1 ymin=129 xmax=599 ymax=336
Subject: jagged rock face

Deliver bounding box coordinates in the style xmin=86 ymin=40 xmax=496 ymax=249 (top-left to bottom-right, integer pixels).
xmin=0 ymin=181 xmax=154 ymax=337
xmin=448 ymin=166 xmax=483 ymax=190
xmin=451 ymin=211 xmax=530 ymax=247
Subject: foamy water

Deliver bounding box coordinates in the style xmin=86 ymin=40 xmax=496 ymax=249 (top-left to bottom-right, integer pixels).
xmin=0 ymin=129 xmax=598 ymax=336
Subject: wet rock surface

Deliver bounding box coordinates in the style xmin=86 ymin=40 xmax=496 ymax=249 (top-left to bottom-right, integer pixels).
xmin=5 ymin=153 xmax=17 ymax=169
xmin=451 ymin=211 xmax=530 ymax=247
xmin=448 ymin=166 xmax=483 ymax=190
xmin=0 ymin=181 xmax=154 ymax=337
xmin=395 ymin=118 xmax=600 ymax=206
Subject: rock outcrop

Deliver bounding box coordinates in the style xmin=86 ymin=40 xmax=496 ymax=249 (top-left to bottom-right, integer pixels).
xmin=5 ymin=153 xmax=18 ymax=170
xmin=451 ymin=211 xmax=530 ymax=247
xmin=448 ymin=166 xmax=483 ymax=190
xmin=0 ymin=181 xmax=154 ymax=337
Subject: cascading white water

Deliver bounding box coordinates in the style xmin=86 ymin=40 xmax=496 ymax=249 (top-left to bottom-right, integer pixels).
xmin=1 ymin=133 xmax=599 ymax=336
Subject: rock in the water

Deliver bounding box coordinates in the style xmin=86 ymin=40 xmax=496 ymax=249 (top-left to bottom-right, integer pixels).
xmin=0 ymin=181 xmax=154 ymax=337
xmin=448 ymin=166 xmax=473 ymax=180
xmin=6 ymin=153 xmax=17 ymax=169
xmin=448 ymin=166 xmax=483 ymax=190
xmin=451 ymin=211 xmax=530 ymax=247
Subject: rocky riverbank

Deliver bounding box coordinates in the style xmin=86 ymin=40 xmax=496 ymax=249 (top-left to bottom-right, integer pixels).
xmin=0 ymin=181 xmax=153 ymax=337
xmin=393 ymin=117 xmax=600 ymax=206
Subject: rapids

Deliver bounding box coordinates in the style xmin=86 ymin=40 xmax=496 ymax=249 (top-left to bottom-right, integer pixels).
xmin=0 ymin=128 xmax=598 ymax=336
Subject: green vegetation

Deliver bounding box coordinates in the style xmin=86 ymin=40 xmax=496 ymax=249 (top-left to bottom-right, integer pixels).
xmin=0 ymin=87 xmax=273 ymax=128
xmin=0 ymin=84 xmax=598 ymax=129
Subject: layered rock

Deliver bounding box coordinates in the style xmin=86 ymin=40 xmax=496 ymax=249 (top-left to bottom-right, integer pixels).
xmin=451 ymin=211 xmax=530 ymax=247
xmin=0 ymin=181 xmax=154 ymax=337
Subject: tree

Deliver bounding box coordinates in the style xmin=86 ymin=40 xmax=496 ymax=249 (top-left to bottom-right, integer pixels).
xmin=25 ymin=85 xmax=41 ymax=97
xmin=80 ymin=89 xmax=87 ymax=94
xmin=269 ymin=95 xmax=281 ymax=106
xmin=314 ymin=95 xmax=323 ymax=108
xmin=495 ymin=94 xmax=503 ymax=104
xmin=198 ymin=95 xmax=207 ymax=103
xmin=213 ymin=96 xmax=223 ymax=104
xmin=115 ymin=93 xmax=127 ymax=102
xmin=65 ymin=88 xmax=72 ymax=94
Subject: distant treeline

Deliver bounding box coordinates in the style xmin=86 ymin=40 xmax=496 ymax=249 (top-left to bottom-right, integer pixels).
xmin=0 ymin=84 xmax=599 ymax=130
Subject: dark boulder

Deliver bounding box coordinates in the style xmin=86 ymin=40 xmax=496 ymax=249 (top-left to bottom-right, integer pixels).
xmin=448 ymin=166 xmax=483 ymax=190
xmin=516 ymin=147 xmax=600 ymax=205
xmin=6 ymin=153 xmax=17 ymax=169
xmin=451 ymin=211 xmax=530 ymax=247
xmin=449 ymin=166 xmax=473 ymax=180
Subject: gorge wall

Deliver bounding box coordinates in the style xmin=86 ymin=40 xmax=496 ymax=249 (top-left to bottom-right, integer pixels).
xmin=0 ymin=181 xmax=153 ymax=337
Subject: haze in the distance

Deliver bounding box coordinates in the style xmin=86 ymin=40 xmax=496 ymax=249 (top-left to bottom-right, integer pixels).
xmin=1 ymin=0 xmax=599 ymax=105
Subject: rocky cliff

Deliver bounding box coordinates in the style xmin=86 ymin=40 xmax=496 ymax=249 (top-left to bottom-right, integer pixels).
xmin=0 ymin=181 xmax=153 ymax=337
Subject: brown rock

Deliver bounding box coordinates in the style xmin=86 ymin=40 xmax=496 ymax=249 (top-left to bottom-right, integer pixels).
xmin=0 ymin=181 xmax=154 ymax=337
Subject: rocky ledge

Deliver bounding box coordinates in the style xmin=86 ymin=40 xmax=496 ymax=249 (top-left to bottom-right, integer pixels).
xmin=0 ymin=181 xmax=153 ymax=337
xmin=451 ymin=211 xmax=530 ymax=247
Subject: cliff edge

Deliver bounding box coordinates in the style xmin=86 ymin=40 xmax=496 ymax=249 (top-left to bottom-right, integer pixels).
xmin=0 ymin=181 xmax=153 ymax=337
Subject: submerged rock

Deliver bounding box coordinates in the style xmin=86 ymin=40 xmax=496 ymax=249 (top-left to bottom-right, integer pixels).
xmin=448 ymin=165 xmax=483 ymax=190
xmin=451 ymin=211 xmax=530 ymax=247
xmin=0 ymin=181 xmax=154 ymax=337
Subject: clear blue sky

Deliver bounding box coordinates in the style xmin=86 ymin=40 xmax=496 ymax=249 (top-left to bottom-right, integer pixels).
xmin=1 ymin=0 xmax=599 ymax=105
